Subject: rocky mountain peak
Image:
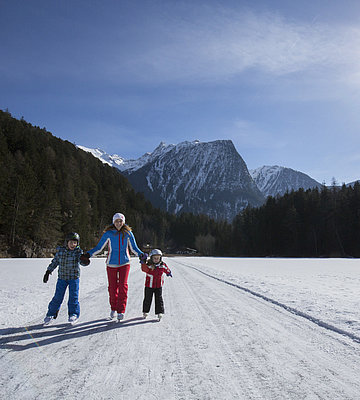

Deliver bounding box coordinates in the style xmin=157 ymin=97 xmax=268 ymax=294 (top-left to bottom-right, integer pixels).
xmin=122 ymin=139 xmax=265 ymax=220
xmin=250 ymin=165 xmax=322 ymax=197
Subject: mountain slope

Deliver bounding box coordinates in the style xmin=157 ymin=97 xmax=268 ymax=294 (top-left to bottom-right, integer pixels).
xmin=250 ymin=165 xmax=322 ymax=197
xmin=123 ymin=140 xmax=265 ymax=220
xmin=347 ymin=180 xmax=360 ymax=187
xmin=77 ymin=143 xmax=173 ymax=173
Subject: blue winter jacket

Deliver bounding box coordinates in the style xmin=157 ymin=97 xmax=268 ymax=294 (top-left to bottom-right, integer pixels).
xmin=88 ymin=229 xmax=143 ymax=267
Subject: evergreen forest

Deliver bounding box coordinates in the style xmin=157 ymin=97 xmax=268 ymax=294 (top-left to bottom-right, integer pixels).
xmin=1 ymin=110 xmax=359 ymax=258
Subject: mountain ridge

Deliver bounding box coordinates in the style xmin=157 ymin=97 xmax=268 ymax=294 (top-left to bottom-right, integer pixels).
xmin=121 ymin=139 xmax=264 ymax=220
xmin=79 ymin=140 xmax=265 ymax=220
xmin=78 ymin=140 xmax=336 ymax=219
xmin=79 ymin=141 xmax=325 ymax=195
xmin=250 ymin=165 xmax=322 ymax=197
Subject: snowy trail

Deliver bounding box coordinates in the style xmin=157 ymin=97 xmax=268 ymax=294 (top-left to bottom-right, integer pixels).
xmin=180 ymin=261 xmax=360 ymax=345
xmin=1 ymin=258 xmax=360 ymax=399
xmin=169 ymin=259 xmax=360 ymax=399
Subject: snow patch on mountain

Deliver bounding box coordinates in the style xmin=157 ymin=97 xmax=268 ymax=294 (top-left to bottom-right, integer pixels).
xmin=78 ymin=142 xmax=174 ymax=173
xmin=347 ymin=180 xmax=360 ymax=187
xmin=250 ymin=165 xmax=322 ymax=198
xmin=77 ymin=145 xmax=126 ymax=168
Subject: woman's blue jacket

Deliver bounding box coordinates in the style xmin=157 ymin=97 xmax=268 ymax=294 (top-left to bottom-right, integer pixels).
xmin=88 ymin=229 xmax=143 ymax=267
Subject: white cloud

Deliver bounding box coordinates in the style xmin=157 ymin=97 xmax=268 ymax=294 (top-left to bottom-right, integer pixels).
xmin=6 ymin=4 xmax=360 ymax=92
xmin=118 ymin=8 xmax=360 ymax=86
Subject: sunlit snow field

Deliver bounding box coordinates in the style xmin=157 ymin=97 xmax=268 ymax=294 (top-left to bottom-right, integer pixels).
xmin=1 ymin=256 xmax=360 ymax=400
xmin=1 ymin=256 xmax=359 ymax=337
xmin=172 ymin=257 xmax=360 ymax=337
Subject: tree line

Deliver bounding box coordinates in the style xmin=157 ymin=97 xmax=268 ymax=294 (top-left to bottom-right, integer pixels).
xmin=0 ymin=110 xmax=222 ymax=256
xmin=232 ymin=184 xmax=360 ymax=257
xmin=1 ymin=109 xmax=359 ymax=258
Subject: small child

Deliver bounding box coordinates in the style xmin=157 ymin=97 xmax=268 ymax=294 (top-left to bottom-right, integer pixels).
xmin=141 ymin=248 xmax=172 ymax=321
xmin=42 ymin=232 xmax=89 ymax=325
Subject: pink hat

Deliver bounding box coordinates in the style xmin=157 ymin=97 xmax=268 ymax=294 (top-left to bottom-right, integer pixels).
xmin=112 ymin=213 xmax=125 ymax=224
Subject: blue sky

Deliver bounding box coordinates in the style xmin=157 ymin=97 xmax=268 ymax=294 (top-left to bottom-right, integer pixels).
xmin=1 ymin=0 xmax=360 ymax=184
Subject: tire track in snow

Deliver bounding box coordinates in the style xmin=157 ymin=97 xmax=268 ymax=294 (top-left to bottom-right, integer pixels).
xmin=167 ymin=264 xmax=267 ymax=399
xmin=171 ymin=260 xmax=360 ymax=399
xmin=173 ymin=259 xmax=360 ymax=345
xmin=177 ymin=263 xmax=286 ymax=400
xmin=166 ymin=275 xmax=216 ymax=400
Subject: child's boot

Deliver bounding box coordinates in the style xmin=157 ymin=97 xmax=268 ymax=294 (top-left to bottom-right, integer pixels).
xmin=43 ymin=315 xmax=54 ymax=325
xmin=68 ymin=315 xmax=79 ymax=325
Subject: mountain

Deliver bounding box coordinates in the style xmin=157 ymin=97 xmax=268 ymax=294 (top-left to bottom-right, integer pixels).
xmin=347 ymin=180 xmax=360 ymax=187
xmin=77 ymin=145 xmax=162 ymax=172
xmin=123 ymin=140 xmax=265 ymax=221
xmin=80 ymin=140 xmax=265 ymax=220
xmin=250 ymin=165 xmax=323 ymax=198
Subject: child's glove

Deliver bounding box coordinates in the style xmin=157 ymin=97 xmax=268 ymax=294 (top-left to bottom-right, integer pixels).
xmin=80 ymin=252 xmax=91 ymax=266
xmin=139 ymin=253 xmax=148 ymax=263
xmin=43 ymin=270 xmax=51 ymax=283
xmin=167 ymin=271 xmax=172 ymax=277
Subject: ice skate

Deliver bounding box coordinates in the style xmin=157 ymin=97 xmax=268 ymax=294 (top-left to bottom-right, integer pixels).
xmin=43 ymin=315 xmax=54 ymax=326
xmin=107 ymin=310 xmax=116 ymax=321
xmin=68 ymin=315 xmax=79 ymax=325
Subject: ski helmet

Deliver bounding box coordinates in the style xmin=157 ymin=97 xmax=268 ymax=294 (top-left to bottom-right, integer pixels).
xmin=65 ymin=232 xmax=80 ymax=244
xmin=149 ymin=249 xmax=163 ymax=257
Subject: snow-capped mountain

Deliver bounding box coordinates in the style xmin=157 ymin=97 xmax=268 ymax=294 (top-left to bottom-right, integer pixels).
xmin=250 ymin=165 xmax=322 ymax=198
xmin=78 ymin=142 xmax=176 ymax=173
xmin=123 ymin=140 xmax=265 ymax=220
xmin=77 ymin=145 xmax=145 ymax=171
xmin=79 ymin=141 xmax=328 ymax=219
xmin=347 ymin=180 xmax=360 ymax=187
xmin=79 ymin=140 xmax=264 ymax=220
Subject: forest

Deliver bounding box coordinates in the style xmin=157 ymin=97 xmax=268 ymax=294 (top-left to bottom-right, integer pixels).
xmin=233 ymin=184 xmax=360 ymax=257
xmin=1 ymin=109 xmax=359 ymax=258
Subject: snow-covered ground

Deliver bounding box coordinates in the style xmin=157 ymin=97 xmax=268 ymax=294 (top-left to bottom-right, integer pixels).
xmin=1 ymin=257 xmax=360 ymax=399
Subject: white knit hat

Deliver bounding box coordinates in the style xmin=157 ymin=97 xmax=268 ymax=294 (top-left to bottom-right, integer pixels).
xmin=112 ymin=213 xmax=125 ymax=224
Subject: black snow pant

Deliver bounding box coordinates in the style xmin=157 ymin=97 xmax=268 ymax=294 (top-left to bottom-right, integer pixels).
xmin=142 ymin=287 xmax=164 ymax=314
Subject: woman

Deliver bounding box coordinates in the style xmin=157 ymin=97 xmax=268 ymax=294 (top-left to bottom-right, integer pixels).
xmin=83 ymin=213 xmax=147 ymax=321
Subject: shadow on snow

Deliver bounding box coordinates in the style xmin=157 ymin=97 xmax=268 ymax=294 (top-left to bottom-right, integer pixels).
xmin=0 ymin=317 xmax=158 ymax=351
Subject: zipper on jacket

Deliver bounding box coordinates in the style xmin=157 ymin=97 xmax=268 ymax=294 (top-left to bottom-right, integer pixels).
xmin=118 ymin=234 xmax=121 ymax=265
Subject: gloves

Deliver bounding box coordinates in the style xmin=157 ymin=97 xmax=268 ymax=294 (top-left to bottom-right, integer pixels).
xmin=43 ymin=270 xmax=51 ymax=283
xmin=167 ymin=271 xmax=172 ymax=277
xmin=139 ymin=253 xmax=148 ymax=263
xmin=80 ymin=252 xmax=90 ymax=266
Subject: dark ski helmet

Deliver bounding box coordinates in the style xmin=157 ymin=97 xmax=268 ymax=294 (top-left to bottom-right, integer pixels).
xmin=65 ymin=232 xmax=80 ymax=244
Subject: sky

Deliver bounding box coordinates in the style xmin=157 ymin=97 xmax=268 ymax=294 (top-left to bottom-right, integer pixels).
xmin=1 ymin=0 xmax=360 ymax=184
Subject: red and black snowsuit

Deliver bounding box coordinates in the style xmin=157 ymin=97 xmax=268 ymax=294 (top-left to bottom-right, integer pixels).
xmin=141 ymin=261 xmax=171 ymax=314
